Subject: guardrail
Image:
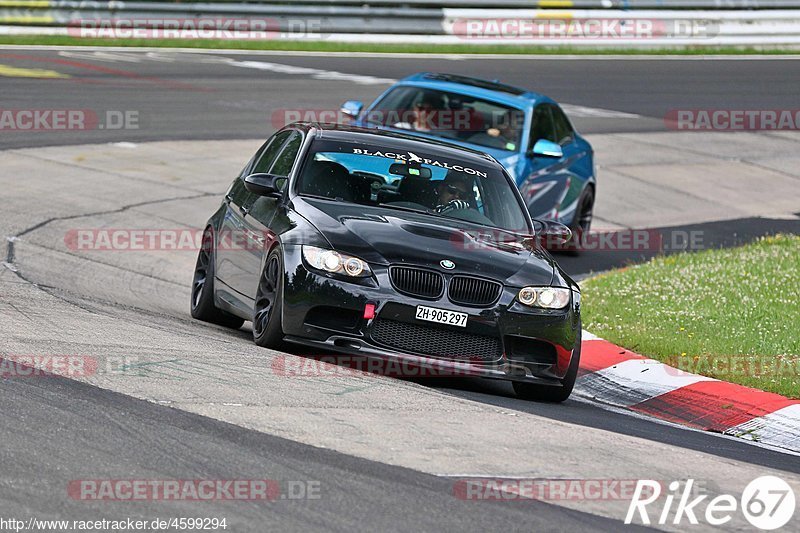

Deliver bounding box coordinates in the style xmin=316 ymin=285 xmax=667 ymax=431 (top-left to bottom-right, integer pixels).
xmin=1 ymin=1 xmax=446 ymax=35
xmin=2 ymin=1 xmax=800 ymax=46
xmin=7 ymin=0 xmax=800 ymax=8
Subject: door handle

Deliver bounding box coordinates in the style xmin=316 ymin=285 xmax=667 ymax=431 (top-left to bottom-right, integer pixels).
xmin=224 ymin=194 xmax=233 ymax=204
xmin=239 ymin=205 xmax=250 ymax=216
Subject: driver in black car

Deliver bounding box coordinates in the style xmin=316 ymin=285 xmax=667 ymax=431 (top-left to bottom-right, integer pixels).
xmin=434 ymin=171 xmax=473 ymax=214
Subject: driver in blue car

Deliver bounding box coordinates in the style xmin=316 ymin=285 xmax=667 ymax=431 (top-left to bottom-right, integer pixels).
xmin=393 ymin=91 xmax=447 ymax=132
xmin=468 ymin=108 xmax=523 ymax=151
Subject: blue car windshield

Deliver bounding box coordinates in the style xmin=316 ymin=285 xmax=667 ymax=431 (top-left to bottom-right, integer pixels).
xmin=362 ymin=86 xmax=525 ymax=152
xmin=296 ymin=139 xmax=530 ymax=233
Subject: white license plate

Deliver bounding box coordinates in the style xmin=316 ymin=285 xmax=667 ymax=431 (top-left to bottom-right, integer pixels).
xmin=415 ymin=306 xmax=468 ymax=328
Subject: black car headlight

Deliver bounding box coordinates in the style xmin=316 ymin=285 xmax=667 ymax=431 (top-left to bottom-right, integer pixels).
xmin=302 ymin=245 xmax=372 ymax=278
xmin=517 ymin=287 xmax=571 ymax=309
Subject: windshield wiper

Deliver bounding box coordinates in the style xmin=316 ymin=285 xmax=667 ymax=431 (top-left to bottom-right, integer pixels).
xmin=377 ymin=203 xmax=506 ymax=231
xmin=301 ymin=194 xmax=355 ymax=202
xmin=304 ymin=198 xmax=435 ymax=218
xmin=376 ymin=203 xmax=430 ymax=215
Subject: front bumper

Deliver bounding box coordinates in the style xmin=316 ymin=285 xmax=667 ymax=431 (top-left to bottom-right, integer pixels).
xmin=283 ymin=334 xmax=563 ymax=385
xmin=280 ymin=246 xmax=580 ymax=383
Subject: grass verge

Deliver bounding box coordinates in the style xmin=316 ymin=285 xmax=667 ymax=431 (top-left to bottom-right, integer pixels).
xmin=1 ymin=35 xmax=800 ymax=55
xmin=582 ymin=234 xmax=800 ymax=398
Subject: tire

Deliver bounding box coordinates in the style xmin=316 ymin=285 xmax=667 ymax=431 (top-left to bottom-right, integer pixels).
xmin=564 ymin=188 xmax=594 ymax=256
xmin=512 ymin=326 xmax=581 ymax=403
xmin=191 ymin=227 xmax=245 ymax=329
xmin=253 ymin=247 xmax=286 ymax=349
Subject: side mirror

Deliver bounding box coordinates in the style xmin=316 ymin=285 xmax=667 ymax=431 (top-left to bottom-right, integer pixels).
xmin=534 ymin=219 xmax=572 ymax=244
xmin=530 ymin=139 xmax=563 ymax=159
xmin=340 ymin=100 xmax=364 ymax=120
xmin=244 ymin=173 xmax=284 ymax=198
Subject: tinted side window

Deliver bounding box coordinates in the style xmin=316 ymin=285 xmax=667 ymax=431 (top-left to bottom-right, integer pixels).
xmin=530 ymin=105 xmax=556 ymax=148
xmin=551 ymin=105 xmax=574 ymax=145
xmin=268 ymin=131 xmax=303 ymax=177
xmin=252 ymin=130 xmax=292 ymax=174
xmin=228 ymin=175 xmax=252 ymax=206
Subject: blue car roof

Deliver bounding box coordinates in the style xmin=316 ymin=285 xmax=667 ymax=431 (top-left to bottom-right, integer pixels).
xmin=398 ymin=72 xmax=548 ymax=109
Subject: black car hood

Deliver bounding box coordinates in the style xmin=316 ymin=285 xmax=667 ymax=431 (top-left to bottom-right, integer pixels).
xmin=294 ymin=198 xmax=554 ymax=286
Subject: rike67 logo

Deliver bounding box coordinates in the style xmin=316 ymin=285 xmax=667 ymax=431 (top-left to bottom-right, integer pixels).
xmin=626 ymin=476 xmax=796 ymax=530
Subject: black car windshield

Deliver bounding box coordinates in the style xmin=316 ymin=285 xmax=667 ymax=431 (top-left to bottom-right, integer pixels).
xmin=362 ymin=87 xmax=525 ymax=153
xmin=296 ymin=139 xmax=530 ymax=232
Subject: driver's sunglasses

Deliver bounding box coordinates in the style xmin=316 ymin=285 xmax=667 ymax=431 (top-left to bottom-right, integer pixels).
xmin=445 ymin=184 xmax=468 ymax=198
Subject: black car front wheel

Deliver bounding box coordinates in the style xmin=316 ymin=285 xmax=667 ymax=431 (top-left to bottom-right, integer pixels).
xmin=190 ymin=227 xmax=245 ymax=329
xmin=513 ymin=326 xmax=581 ymax=403
xmin=253 ymin=247 xmax=286 ymax=349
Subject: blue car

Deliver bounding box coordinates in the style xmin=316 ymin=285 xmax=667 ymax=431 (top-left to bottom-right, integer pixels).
xmin=341 ymin=73 xmax=596 ymax=243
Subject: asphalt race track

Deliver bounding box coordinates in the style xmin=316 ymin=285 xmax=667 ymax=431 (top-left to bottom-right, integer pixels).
xmin=1 ymin=48 xmax=799 ymax=531
xmin=2 ymin=49 xmax=800 ymax=149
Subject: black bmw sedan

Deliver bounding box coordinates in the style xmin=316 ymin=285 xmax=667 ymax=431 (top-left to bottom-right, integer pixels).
xmin=191 ymin=122 xmax=582 ymax=402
